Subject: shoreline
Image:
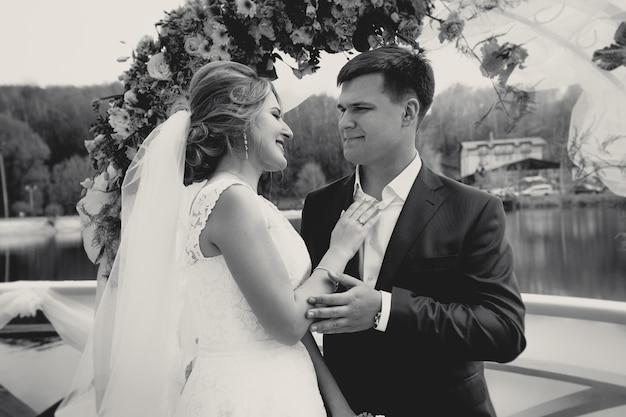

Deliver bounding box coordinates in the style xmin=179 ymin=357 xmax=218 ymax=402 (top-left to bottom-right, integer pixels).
xmin=1 ymin=194 xmax=622 ymax=236
xmin=0 ymin=216 xmax=82 ymax=235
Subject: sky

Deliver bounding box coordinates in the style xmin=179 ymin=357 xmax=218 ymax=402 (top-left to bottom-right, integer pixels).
xmin=0 ymin=0 xmax=491 ymax=98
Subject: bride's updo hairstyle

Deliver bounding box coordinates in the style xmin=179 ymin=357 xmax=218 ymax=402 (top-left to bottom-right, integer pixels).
xmin=184 ymin=61 xmax=275 ymax=185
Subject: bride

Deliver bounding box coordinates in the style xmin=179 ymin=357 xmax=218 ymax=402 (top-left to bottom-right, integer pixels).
xmin=56 ymin=61 xmax=379 ymax=417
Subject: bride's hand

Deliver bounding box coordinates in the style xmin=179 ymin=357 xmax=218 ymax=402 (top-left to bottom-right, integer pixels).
xmin=328 ymin=198 xmax=380 ymax=259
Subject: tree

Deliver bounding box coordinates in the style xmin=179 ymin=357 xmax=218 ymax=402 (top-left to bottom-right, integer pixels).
xmin=294 ymin=162 xmax=327 ymax=198
xmin=282 ymin=95 xmax=353 ymax=190
xmin=11 ymin=201 xmax=29 ymax=217
xmin=48 ymin=155 xmax=95 ymax=215
xmin=0 ymin=84 xmax=123 ymax=165
xmin=0 ymin=113 xmax=50 ymax=216
xmin=416 ymin=134 xmax=443 ymax=175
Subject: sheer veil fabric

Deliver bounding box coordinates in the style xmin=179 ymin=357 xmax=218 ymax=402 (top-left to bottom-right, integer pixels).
xmin=57 ymin=110 xmax=198 ymax=417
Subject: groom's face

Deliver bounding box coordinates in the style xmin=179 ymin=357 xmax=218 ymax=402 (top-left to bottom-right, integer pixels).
xmin=337 ymin=73 xmax=407 ymax=168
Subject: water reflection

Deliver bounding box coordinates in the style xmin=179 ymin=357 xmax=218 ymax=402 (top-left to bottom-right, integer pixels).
xmin=506 ymin=205 xmax=626 ymax=301
xmin=1 ymin=206 xmax=625 ymax=300
xmin=1 ymin=232 xmax=96 ymax=282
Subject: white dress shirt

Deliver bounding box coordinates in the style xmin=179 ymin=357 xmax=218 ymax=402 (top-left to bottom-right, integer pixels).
xmin=353 ymin=154 xmax=422 ymax=331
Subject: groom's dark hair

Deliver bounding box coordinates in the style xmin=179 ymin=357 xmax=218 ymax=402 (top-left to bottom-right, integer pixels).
xmin=337 ymin=45 xmax=435 ymax=126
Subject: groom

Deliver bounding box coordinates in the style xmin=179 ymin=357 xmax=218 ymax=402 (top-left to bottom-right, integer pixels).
xmin=301 ymin=46 xmax=526 ymax=416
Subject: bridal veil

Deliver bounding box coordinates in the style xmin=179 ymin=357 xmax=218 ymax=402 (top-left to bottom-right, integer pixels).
xmin=57 ymin=110 xmax=197 ymax=417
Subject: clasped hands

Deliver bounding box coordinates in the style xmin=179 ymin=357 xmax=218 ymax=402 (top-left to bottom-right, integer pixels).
xmin=307 ymin=271 xmax=382 ymax=334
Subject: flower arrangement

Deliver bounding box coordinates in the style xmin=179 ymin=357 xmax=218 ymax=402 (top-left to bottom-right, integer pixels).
xmin=78 ymin=0 xmax=529 ymax=276
xmin=427 ymin=0 xmax=532 ymax=131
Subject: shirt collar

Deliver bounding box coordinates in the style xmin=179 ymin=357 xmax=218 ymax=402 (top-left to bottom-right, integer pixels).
xmin=354 ymin=154 xmax=422 ymax=203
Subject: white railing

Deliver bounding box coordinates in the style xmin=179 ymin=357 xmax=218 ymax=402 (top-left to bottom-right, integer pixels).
xmin=486 ymin=293 xmax=626 ymax=416
xmin=1 ymin=282 xmax=626 ymax=416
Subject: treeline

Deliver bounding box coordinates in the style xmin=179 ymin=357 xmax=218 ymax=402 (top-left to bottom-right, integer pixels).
xmin=0 ymin=82 xmax=580 ymax=216
xmin=0 ymin=83 xmax=122 ymax=216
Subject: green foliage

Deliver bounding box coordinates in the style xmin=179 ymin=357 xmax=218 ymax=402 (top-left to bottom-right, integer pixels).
xmin=294 ymin=161 xmax=327 ymax=198
xmin=0 ymin=84 xmax=123 ymax=165
xmin=10 ymin=200 xmax=30 ymax=217
xmin=281 ymin=95 xmax=352 ymax=187
xmin=49 ymin=155 xmax=95 ymax=215
xmin=44 ymin=203 xmax=64 ymax=217
xmin=0 ymin=84 xmax=119 ymax=217
xmin=0 ymin=113 xmax=50 ymax=210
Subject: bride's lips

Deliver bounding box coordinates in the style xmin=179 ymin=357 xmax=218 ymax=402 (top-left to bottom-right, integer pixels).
xmin=343 ymin=136 xmax=364 ymax=142
xmin=276 ymin=139 xmax=284 ymax=152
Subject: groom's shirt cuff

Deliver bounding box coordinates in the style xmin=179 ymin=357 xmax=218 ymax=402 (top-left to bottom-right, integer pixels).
xmin=374 ymin=290 xmax=391 ymax=332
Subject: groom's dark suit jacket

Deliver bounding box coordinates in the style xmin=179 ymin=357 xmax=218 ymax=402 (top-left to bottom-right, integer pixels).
xmin=301 ymin=164 xmax=526 ymax=417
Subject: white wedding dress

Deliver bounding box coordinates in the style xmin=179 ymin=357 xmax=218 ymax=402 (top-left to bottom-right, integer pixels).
xmin=173 ymin=176 xmax=326 ymax=417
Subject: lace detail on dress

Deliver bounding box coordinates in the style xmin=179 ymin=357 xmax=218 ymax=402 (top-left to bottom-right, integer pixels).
xmin=187 ymin=256 xmax=270 ymax=348
xmin=184 ymin=178 xmax=254 ymax=265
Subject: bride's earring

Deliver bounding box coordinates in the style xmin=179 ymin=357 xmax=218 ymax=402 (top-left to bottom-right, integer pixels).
xmin=243 ymin=132 xmax=249 ymax=160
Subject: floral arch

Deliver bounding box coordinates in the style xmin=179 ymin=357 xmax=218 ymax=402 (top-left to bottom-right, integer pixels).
xmin=79 ymin=0 xmax=626 ymax=278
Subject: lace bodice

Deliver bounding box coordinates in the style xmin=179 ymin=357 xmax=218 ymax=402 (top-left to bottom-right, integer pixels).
xmin=182 ymin=177 xmax=312 ymax=352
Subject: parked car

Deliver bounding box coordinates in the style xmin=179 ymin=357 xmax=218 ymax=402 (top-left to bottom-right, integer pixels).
xmin=572 ymin=183 xmax=605 ymax=194
xmin=520 ymin=183 xmax=556 ymax=197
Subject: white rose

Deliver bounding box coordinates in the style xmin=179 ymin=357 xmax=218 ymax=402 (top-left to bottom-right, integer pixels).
xmin=80 ymin=177 xmax=94 ymax=189
xmin=94 ymin=134 xmax=106 ymax=145
xmin=124 ymin=89 xmax=138 ymax=106
xmin=106 ymin=164 xmax=121 ymax=182
xmin=184 ymin=35 xmax=204 ymax=56
xmin=108 ymin=107 xmax=132 ymax=139
xmin=84 ymin=139 xmax=96 ymax=153
xmin=92 ymin=172 xmax=110 ymax=192
xmin=146 ymin=53 xmax=172 ymax=80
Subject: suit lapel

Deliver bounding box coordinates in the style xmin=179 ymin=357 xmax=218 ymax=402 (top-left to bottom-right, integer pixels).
xmin=376 ymin=165 xmax=445 ymax=290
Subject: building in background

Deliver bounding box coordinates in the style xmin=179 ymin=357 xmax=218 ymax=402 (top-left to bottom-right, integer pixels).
xmin=459 ymin=134 xmax=560 ymax=192
xmin=460 ymin=134 xmax=547 ymax=178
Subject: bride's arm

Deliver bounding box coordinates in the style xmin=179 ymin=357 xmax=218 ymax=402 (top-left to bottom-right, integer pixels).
xmin=302 ymin=332 xmax=355 ymax=417
xmin=204 ymin=185 xmax=377 ymax=345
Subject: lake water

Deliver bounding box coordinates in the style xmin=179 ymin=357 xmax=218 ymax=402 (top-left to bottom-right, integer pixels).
xmin=506 ymin=205 xmax=626 ymax=301
xmin=2 ymin=205 xmax=626 ymax=300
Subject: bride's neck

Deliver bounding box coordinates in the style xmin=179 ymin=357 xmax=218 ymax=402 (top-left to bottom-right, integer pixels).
xmin=214 ymin=158 xmax=261 ymax=189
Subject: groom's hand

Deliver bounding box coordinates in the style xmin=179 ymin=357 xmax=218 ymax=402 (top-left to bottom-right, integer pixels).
xmin=306 ymin=271 xmax=382 ymax=334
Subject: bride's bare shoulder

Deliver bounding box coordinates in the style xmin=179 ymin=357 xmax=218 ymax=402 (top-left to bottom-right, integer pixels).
xmin=204 ymin=182 xmax=263 ymax=231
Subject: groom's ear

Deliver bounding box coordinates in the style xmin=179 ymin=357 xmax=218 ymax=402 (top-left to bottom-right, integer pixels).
xmin=401 ymin=98 xmax=419 ymax=127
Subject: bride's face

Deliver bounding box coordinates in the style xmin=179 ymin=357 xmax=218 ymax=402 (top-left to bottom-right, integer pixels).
xmin=249 ymin=92 xmax=293 ymax=172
